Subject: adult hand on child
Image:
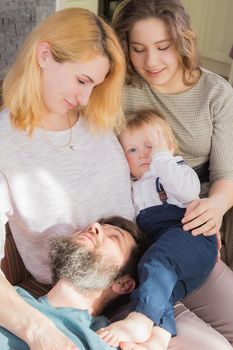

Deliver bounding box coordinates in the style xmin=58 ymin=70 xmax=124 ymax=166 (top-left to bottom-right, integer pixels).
xmin=182 ymin=196 xmax=224 ymax=236
xmin=182 ymin=197 xmax=222 ymax=262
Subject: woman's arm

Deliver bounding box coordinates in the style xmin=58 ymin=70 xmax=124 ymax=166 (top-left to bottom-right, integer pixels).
xmin=182 ymin=179 xmax=233 ymax=235
xmin=182 ymin=80 xmax=233 ymax=236
xmin=0 ymin=272 xmax=79 ymax=349
xmin=0 ymin=175 xmax=78 ymax=349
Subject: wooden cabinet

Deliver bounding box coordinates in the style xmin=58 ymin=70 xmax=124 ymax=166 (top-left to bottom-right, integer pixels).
xmin=182 ymin=0 xmax=233 ymax=80
xmin=56 ymin=0 xmax=98 ymax=14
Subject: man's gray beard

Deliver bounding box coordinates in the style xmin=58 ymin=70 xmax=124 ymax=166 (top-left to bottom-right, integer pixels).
xmin=49 ymin=237 xmax=121 ymax=293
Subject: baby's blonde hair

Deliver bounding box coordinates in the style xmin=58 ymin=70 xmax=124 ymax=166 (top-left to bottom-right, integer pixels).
xmin=121 ymin=109 xmax=179 ymax=154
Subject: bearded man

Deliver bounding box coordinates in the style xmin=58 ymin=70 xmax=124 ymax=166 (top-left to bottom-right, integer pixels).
xmin=0 ymin=216 xmax=143 ymax=350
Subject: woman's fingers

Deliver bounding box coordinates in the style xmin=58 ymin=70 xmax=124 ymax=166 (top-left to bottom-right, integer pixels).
xmin=183 ymin=199 xmax=200 ymax=217
xmin=182 ymin=199 xmax=210 ymax=224
xmin=182 ymin=198 xmax=222 ymax=235
xmin=190 ymin=217 xmax=217 ymax=236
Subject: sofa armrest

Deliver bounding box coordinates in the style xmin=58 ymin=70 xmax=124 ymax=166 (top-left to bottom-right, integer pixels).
xmin=1 ymin=224 xmax=51 ymax=296
xmin=1 ymin=223 xmax=28 ymax=285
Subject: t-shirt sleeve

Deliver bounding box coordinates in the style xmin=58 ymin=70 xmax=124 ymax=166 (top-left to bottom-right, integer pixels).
xmin=150 ymin=152 xmax=200 ymax=203
xmin=210 ymin=82 xmax=233 ymax=183
xmin=0 ymin=172 xmax=12 ymax=262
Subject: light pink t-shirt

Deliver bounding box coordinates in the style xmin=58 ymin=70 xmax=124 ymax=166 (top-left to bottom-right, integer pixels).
xmin=0 ymin=110 xmax=135 ymax=284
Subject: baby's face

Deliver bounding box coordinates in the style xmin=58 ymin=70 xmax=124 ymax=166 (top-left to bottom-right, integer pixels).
xmin=120 ymin=128 xmax=154 ymax=178
xmin=120 ymin=124 xmax=171 ymax=178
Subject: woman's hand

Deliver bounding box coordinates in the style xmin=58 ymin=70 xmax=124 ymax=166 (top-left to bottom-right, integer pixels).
xmin=182 ymin=197 xmax=223 ymax=262
xmin=181 ymin=197 xmax=224 ymax=236
xmin=183 ymin=179 xmax=233 ymax=237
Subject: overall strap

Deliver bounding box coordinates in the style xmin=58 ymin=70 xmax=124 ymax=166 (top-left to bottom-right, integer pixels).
xmin=155 ymin=177 xmax=168 ymax=204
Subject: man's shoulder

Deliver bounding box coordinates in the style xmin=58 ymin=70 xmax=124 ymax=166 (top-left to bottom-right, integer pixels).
xmin=15 ymin=286 xmax=38 ymax=303
xmin=13 ymin=287 xmax=116 ymax=350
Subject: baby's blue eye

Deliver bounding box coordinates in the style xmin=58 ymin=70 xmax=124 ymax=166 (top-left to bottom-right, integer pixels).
xmin=129 ymin=148 xmax=137 ymax=153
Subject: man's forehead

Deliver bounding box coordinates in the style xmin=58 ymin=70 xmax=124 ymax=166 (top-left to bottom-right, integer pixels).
xmin=104 ymin=223 xmax=127 ymax=234
xmin=104 ymin=223 xmax=137 ymax=245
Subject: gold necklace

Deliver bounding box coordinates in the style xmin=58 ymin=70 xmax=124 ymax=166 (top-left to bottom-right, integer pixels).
xmin=63 ymin=114 xmax=75 ymax=151
xmin=41 ymin=114 xmax=76 ymax=152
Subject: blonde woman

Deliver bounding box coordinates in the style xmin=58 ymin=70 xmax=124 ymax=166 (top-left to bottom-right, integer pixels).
xmin=0 ymin=8 xmax=135 ymax=349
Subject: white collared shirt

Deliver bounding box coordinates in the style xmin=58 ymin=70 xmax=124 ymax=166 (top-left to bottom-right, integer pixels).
xmin=132 ymin=151 xmax=200 ymax=215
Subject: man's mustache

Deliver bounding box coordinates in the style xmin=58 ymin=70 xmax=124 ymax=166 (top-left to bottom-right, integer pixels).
xmin=73 ymin=230 xmax=101 ymax=249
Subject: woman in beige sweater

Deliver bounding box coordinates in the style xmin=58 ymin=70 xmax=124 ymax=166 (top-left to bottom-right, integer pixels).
xmin=112 ymin=1 xmax=233 ymax=349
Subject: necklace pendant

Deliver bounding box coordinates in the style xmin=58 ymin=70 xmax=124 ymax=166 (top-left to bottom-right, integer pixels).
xmin=69 ymin=144 xmax=75 ymax=151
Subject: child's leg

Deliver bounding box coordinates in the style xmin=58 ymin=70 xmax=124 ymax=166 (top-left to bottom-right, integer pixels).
xmin=133 ymin=226 xmax=217 ymax=327
xmin=97 ymin=311 xmax=153 ymax=347
xmin=97 ymin=237 xmax=180 ymax=347
xmin=97 ymin=253 xmax=177 ymax=347
xmin=119 ymin=326 xmax=171 ymax=350
xmin=97 ymin=227 xmax=211 ymax=347
xmin=131 ymin=244 xmax=179 ymax=335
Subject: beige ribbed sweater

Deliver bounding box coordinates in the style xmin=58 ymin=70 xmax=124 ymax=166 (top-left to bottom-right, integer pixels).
xmin=123 ymin=69 xmax=233 ymax=185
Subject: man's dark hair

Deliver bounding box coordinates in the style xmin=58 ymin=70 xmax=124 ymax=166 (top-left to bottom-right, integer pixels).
xmin=99 ymin=216 xmax=147 ymax=318
xmin=98 ymin=215 xmax=147 ymax=281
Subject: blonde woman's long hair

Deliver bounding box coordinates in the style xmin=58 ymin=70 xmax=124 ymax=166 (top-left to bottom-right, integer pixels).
xmin=3 ymin=8 xmax=125 ymax=134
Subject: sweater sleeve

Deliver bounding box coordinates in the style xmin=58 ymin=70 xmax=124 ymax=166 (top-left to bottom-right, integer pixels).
xmin=150 ymin=152 xmax=200 ymax=203
xmin=209 ymin=81 xmax=233 ymax=183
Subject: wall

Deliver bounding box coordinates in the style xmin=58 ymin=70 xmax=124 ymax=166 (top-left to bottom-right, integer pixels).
xmin=0 ymin=0 xmax=56 ymax=80
xmin=182 ymin=0 xmax=233 ymax=81
xmin=56 ymin=0 xmax=98 ymax=13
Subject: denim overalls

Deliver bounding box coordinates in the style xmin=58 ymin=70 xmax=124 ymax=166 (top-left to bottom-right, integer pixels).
xmin=131 ymin=178 xmax=217 ymax=335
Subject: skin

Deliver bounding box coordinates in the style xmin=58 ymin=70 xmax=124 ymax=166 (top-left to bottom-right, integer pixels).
xmin=37 ymin=42 xmax=110 ymax=131
xmin=0 ymin=43 xmax=112 ymax=350
xmin=101 ymin=122 xmax=221 ymax=348
xmin=119 ymin=124 xmax=172 ymax=179
xmin=0 ymin=221 xmax=137 ymax=350
xmin=128 ymin=17 xmax=233 ymax=236
xmin=98 ymin=126 xmax=173 ymax=349
xmin=128 ymin=18 xmax=185 ymax=94
xmin=73 ymin=222 xmax=137 ymax=268
xmin=46 ymin=221 xmax=137 ymax=316
xmin=119 ymin=326 xmax=171 ymax=350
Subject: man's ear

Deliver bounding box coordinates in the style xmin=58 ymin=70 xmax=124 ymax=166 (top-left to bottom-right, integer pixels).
xmin=36 ymin=42 xmax=52 ymax=69
xmin=111 ymin=275 xmax=136 ymax=295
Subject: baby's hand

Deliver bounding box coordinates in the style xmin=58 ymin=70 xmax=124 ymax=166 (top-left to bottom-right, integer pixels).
xmin=145 ymin=127 xmax=172 ymax=155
